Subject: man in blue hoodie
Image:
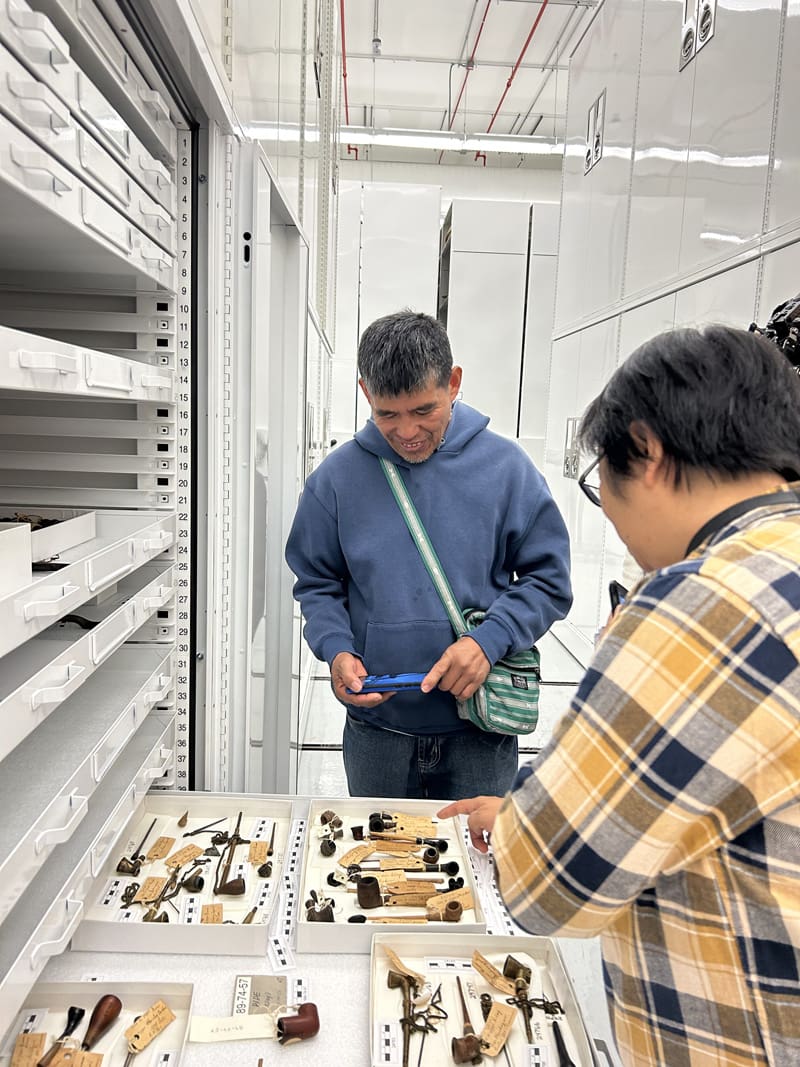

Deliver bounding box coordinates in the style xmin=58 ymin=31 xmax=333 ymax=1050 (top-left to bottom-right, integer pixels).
xmin=285 ymin=310 xmax=572 ymax=800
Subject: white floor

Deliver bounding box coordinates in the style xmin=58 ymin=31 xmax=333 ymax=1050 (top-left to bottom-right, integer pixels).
xmin=295 ymin=631 xmax=623 ymax=1066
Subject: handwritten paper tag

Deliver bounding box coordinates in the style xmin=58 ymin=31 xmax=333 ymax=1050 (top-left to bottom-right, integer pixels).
xmin=134 ymin=876 xmax=167 ymax=903
xmin=472 ymin=950 xmax=516 ymax=996
xmin=382 ymin=947 xmax=425 ymax=987
xmin=201 ymin=904 xmax=223 ymax=924
xmin=10 ymin=1033 xmax=45 ymax=1067
xmin=124 ymin=1001 xmax=175 ymax=1052
xmin=165 ymin=843 xmax=203 ymax=869
xmin=189 ymin=1015 xmax=274 ymax=1043
xmin=248 ymin=841 xmax=268 ymax=864
xmin=145 ymin=836 xmax=174 ymax=861
xmin=480 ymin=1001 xmax=517 ymax=1057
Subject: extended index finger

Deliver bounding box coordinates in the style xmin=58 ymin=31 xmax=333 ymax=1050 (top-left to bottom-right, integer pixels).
xmin=421 ymin=653 xmax=449 ymax=694
xmin=437 ymin=797 xmax=481 ymax=820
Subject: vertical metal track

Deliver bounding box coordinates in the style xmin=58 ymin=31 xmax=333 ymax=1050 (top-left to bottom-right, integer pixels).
xmin=222 ymin=0 xmax=234 ymax=81
xmin=173 ymin=126 xmax=194 ymax=790
xmin=298 ymin=0 xmax=309 ymax=225
xmin=315 ymin=0 xmax=335 ymax=330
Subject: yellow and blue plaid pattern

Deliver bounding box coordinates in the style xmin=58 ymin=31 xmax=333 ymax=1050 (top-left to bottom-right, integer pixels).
xmin=492 ymin=496 xmax=800 ymax=1066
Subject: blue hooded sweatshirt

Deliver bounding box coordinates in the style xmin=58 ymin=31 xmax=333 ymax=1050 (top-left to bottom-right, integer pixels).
xmin=285 ymin=401 xmax=572 ymax=734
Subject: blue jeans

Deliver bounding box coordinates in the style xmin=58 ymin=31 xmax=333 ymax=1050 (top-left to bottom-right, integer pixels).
xmin=343 ymin=713 xmax=518 ymax=801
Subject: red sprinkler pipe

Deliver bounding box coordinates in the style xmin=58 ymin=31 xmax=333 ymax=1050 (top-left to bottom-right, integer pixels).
xmin=339 ymin=0 xmax=359 ymax=160
xmin=477 ymin=0 xmax=551 ymax=159
xmin=438 ymin=0 xmax=493 ymax=164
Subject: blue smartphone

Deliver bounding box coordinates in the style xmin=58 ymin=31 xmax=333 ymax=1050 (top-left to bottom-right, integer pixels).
xmin=346 ymin=672 xmax=426 ymax=694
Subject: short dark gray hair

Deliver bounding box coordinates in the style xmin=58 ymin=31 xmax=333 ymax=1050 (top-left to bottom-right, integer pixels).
xmin=579 ymin=324 xmax=800 ymax=485
xmin=357 ymin=310 xmax=452 ymax=396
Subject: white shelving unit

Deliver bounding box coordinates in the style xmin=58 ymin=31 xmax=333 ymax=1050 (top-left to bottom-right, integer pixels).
xmin=0 ymin=0 xmax=183 ymax=1037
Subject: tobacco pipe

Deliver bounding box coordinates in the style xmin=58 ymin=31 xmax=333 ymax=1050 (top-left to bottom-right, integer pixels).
xmin=37 ymin=1006 xmax=85 ymax=1067
xmin=387 ymin=970 xmax=417 ymax=1067
xmin=276 ymin=1003 xmax=320 ymax=1045
xmin=81 ymin=995 xmax=122 ymax=1050
xmin=214 ymin=811 xmax=249 ymax=895
xmin=116 ymin=819 xmax=157 ymax=877
xmin=452 ymin=977 xmax=482 ymax=1064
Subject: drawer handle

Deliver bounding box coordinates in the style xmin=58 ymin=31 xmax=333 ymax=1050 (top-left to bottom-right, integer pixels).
xmin=8 ymin=8 xmax=70 ymax=66
xmin=143 ymin=673 xmax=172 ymax=708
xmin=9 ymin=144 xmax=71 ymax=194
xmin=91 ymin=611 xmax=137 ymax=665
xmin=139 ymin=530 xmax=173 ymax=553
xmin=87 ymin=546 xmax=136 ymax=594
xmin=30 ymin=662 xmax=86 ymax=710
xmin=6 ymin=76 xmax=70 ymax=130
xmin=30 ymin=899 xmax=84 ymax=969
xmin=138 ymin=155 xmax=171 ymax=188
xmin=15 ymin=349 xmax=80 ymax=375
xmin=143 ymin=746 xmax=173 ymax=781
xmin=139 ymin=584 xmax=173 ymax=612
xmin=22 ymin=583 xmax=80 ymax=622
xmin=138 ymin=88 xmax=170 ymax=123
xmin=141 ymin=373 xmax=172 ymax=392
xmin=92 ymin=713 xmax=136 ymax=782
xmin=34 ymin=794 xmax=88 ymax=854
xmin=137 ymin=200 xmax=171 ymax=228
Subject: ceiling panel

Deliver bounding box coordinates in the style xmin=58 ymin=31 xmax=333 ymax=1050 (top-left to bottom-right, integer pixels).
xmin=231 ymin=0 xmax=594 ymax=167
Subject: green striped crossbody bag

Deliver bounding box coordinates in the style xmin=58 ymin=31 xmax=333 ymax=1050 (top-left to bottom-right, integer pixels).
xmin=380 ymin=457 xmax=540 ymax=736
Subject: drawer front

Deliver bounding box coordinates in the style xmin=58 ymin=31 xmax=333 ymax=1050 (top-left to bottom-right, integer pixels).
xmin=85 ymin=538 xmax=135 ymax=594
xmin=25 ymin=0 xmax=176 ymax=160
xmin=89 ymin=600 xmax=137 ymax=665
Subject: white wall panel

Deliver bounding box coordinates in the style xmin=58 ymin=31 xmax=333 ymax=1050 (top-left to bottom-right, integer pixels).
xmin=450 ymin=199 xmax=530 ymax=255
xmin=678 ymin=0 xmax=781 ymax=276
xmin=359 ymin=183 xmax=441 ymax=326
xmin=519 ymin=254 xmax=557 ymax=444
xmin=625 ymin=0 xmax=691 ymax=299
xmin=448 ymin=250 xmax=528 ymax=439
xmin=618 ymin=293 xmax=677 ymax=360
xmin=673 ymin=260 xmax=759 ymax=328
xmin=553 ymin=26 xmax=596 ymax=334
xmin=334 ymin=181 xmax=362 ymax=366
xmin=767 ymin=0 xmax=800 ymax=235
xmin=757 ymin=240 xmax=800 ymax=327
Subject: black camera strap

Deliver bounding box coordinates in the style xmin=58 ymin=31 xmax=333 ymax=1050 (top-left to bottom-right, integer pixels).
xmin=686 ymin=488 xmax=800 ymax=556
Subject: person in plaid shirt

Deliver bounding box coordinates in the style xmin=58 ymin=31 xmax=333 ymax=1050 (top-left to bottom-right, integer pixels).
xmin=440 ymin=325 xmax=800 ymax=1066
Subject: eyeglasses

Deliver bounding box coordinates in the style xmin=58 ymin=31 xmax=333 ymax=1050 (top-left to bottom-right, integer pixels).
xmin=578 ymin=455 xmax=602 ymax=507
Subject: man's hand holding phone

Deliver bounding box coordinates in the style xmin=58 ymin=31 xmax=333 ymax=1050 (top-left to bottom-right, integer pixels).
xmin=331 ymin=652 xmax=395 ymax=707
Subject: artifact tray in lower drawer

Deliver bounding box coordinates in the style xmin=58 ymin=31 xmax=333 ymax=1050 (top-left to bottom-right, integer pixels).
xmin=370 ymin=933 xmax=602 ymax=1067
xmin=297 ymin=798 xmax=486 ymax=953
xmin=0 ymin=981 xmax=193 ymax=1067
xmin=72 ymin=793 xmax=299 ymax=956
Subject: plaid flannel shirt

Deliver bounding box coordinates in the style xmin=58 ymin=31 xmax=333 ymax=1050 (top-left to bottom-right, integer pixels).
xmin=492 ymin=492 xmax=800 ymax=1066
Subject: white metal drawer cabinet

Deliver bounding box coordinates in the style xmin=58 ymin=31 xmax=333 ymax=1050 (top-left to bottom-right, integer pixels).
xmin=0 ymin=712 xmax=175 ymax=1037
xmin=0 ymin=564 xmax=175 ymax=761
xmin=0 ymin=645 xmax=174 ymax=925
xmin=0 ymin=44 xmax=176 ymax=251
xmin=0 ymin=112 xmax=174 ymax=288
xmin=24 ymin=0 xmax=176 ymax=161
xmin=0 ymin=510 xmax=175 ymax=658
xmin=0 ymin=323 xmax=174 ymax=400
xmin=0 ymin=2 xmax=176 ymax=216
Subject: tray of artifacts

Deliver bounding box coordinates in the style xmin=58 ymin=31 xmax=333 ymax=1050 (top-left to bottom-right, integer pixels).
xmin=0 ymin=981 xmax=193 ymax=1067
xmin=370 ymin=933 xmax=606 ymax=1067
xmin=73 ymin=792 xmax=302 ymax=955
xmin=0 ymin=510 xmax=96 ymax=566
xmin=296 ymin=799 xmax=486 ymax=953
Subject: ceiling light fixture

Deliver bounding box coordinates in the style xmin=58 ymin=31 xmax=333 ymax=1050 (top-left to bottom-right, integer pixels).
xmin=246 ymin=123 xmax=563 ymax=157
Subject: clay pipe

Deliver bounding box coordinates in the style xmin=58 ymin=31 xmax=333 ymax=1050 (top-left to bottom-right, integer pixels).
xmin=116 ymin=818 xmax=157 ymax=876
xmin=451 ymin=977 xmax=483 ymax=1064
xmin=81 ymin=995 xmax=122 ymax=1050
xmin=37 ymin=1006 xmax=85 ymax=1067
xmin=276 ymin=1003 xmax=320 ymax=1045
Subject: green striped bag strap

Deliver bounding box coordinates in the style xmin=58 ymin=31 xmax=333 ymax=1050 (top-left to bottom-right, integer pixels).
xmin=379 ymin=456 xmax=468 ymax=639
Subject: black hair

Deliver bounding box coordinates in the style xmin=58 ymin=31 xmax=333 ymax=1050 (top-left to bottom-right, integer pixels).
xmin=357 ymin=310 xmax=452 ymax=396
xmin=578 ymin=324 xmax=800 ymax=485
